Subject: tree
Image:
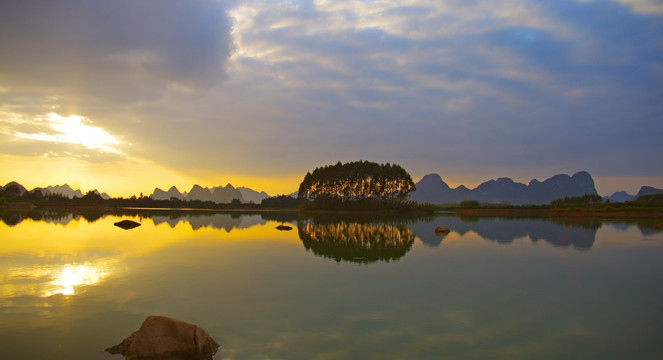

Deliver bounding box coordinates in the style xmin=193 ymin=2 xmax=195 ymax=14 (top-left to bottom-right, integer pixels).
xmin=550 ymin=194 xmax=603 ymax=207
xmin=80 ymin=190 xmax=104 ymax=203
xmin=297 ymin=160 xmax=416 ymax=203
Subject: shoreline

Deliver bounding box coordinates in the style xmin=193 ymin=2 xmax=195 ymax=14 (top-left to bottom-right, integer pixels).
xmin=3 ymin=202 xmax=663 ymax=220
xmin=452 ymin=208 xmax=663 ymax=219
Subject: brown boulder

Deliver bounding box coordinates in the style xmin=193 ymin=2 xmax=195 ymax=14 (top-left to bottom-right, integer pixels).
xmin=105 ymin=315 xmax=220 ymax=360
xmin=434 ymin=226 xmax=450 ymax=234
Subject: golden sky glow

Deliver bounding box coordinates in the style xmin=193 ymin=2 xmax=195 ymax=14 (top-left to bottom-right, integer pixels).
xmin=14 ymin=113 xmax=123 ymax=154
xmin=0 ymin=153 xmax=300 ymax=197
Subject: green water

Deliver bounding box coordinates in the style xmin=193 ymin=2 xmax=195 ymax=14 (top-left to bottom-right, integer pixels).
xmin=0 ymin=211 xmax=661 ymax=359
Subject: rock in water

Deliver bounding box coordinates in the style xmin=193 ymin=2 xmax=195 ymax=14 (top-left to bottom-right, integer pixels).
xmin=276 ymin=224 xmax=293 ymax=231
xmin=114 ymin=219 xmax=141 ymax=230
xmin=434 ymin=226 xmax=450 ymax=234
xmin=105 ymin=315 xmax=220 ymax=360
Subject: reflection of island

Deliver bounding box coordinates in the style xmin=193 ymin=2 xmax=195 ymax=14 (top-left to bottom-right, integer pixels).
xmin=298 ymin=219 xmax=415 ymax=264
xmin=412 ymin=217 xmax=600 ymax=250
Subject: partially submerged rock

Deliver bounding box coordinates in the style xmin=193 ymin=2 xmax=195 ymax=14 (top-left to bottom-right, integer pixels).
xmin=114 ymin=219 xmax=141 ymax=230
xmin=276 ymin=224 xmax=293 ymax=231
xmin=434 ymin=226 xmax=450 ymax=235
xmin=105 ymin=315 xmax=220 ymax=360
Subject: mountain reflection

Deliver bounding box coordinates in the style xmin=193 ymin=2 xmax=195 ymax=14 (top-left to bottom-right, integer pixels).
xmin=0 ymin=209 xmax=268 ymax=231
xmin=413 ymin=217 xmax=602 ymax=250
xmin=297 ymin=218 xmax=416 ymax=264
xmin=151 ymin=213 xmax=266 ymax=232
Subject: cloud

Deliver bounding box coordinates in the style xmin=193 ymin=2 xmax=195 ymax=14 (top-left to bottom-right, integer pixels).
xmin=618 ymin=0 xmax=663 ymax=14
xmin=13 ymin=113 xmax=123 ymax=154
xmin=220 ymin=0 xmax=662 ymax=172
xmin=0 ymin=0 xmax=661 ymax=192
xmin=0 ymin=0 xmax=232 ymax=104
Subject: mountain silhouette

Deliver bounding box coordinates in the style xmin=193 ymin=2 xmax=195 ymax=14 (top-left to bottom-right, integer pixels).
xmin=603 ymin=186 xmax=663 ymax=202
xmin=237 ymin=187 xmax=269 ymax=203
xmin=635 ymin=186 xmax=663 ymax=198
xmin=210 ymin=184 xmax=243 ymax=203
xmin=604 ymin=191 xmax=635 ymax=203
xmin=410 ymin=171 xmax=598 ymax=205
xmin=152 ymin=186 xmax=185 ymax=200
xmin=2 ymin=182 xmax=28 ymax=197
xmin=150 ymin=184 xmax=249 ymax=204
xmin=48 ymin=184 xmax=83 ymax=198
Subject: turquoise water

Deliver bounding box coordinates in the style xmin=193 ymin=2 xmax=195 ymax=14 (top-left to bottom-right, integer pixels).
xmin=1 ymin=211 xmax=662 ymax=359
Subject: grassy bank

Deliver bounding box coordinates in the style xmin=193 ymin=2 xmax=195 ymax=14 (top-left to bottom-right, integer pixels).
xmin=439 ymin=201 xmax=663 ymax=219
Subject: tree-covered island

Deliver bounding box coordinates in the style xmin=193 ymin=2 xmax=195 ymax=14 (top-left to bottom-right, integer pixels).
xmin=297 ymin=160 xmax=431 ymax=212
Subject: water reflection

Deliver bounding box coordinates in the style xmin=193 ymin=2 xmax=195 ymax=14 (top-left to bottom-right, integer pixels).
xmin=1 ymin=209 xmax=662 ymax=359
xmin=152 ymin=213 xmax=265 ymax=232
xmin=413 ymin=217 xmax=599 ymax=249
xmin=297 ymin=218 xmax=416 ymax=264
xmin=2 ymin=259 xmax=116 ymax=298
xmin=0 ymin=208 xmax=269 ymax=231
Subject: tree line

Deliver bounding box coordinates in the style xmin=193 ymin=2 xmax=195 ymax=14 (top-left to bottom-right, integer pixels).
xmin=298 ymin=160 xmax=416 ymax=202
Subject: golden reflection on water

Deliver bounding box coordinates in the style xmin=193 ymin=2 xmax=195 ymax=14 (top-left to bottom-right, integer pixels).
xmin=1 ymin=260 xmax=116 ymax=298
xmin=0 ymin=214 xmax=296 ymax=300
xmin=47 ymin=262 xmax=113 ymax=296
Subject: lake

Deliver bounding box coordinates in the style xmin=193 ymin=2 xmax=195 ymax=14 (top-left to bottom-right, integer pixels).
xmin=1 ymin=210 xmax=662 ymax=359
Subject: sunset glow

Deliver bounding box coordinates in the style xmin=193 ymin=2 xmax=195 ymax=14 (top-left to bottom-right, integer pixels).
xmin=14 ymin=113 xmax=123 ymax=154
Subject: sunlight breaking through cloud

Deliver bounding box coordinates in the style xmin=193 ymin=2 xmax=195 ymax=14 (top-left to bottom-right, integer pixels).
xmin=14 ymin=113 xmax=123 ymax=154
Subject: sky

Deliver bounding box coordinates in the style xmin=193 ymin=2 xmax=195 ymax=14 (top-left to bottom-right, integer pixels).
xmin=1 ymin=0 xmax=662 ymax=197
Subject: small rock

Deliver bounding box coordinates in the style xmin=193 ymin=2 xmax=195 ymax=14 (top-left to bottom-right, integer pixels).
xmin=434 ymin=226 xmax=450 ymax=234
xmin=114 ymin=219 xmax=141 ymax=230
xmin=105 ymin=315 xmax=220 ymax=360
xmin=276 ymin=224 xmax=293 ymax=231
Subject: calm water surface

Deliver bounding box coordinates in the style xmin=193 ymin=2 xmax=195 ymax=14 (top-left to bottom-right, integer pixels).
xmin=1 ymin=210 xmax=662 ymax=359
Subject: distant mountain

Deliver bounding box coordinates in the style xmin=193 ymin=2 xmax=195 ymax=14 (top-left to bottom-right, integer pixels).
xmin=408 ymin=174 xmax=472 ymax=204
xmin=46 ymin=184 xmax=84 ymax=199
xmin=152 ymin=186 xmax=185 ymax=201
xmin=92 ymin=189 xmax=112 ymax=200
xmin=237 ymin=187 xmax=269 ymax=204
xmin=185 ymin=184 xmax=209 ymax=201
xmin=410 ymin=171 xmax=598 ymax=205
xmin=635 ymin=186 xmax=663 ymax=198
xmin=603 ymin=186 xmax=663 ymax=203
xmin=604 ymin=191 xmax=635 ymax=203
xmin=150 ymin=184 xmax=247 ymax=204
xmin=2 ymin=182 xmax=28 ymax=196
xmin=1 ymin=182 xmax=110 ymax=199
xmin=210 ymin=184 xmax=243 ymax=203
